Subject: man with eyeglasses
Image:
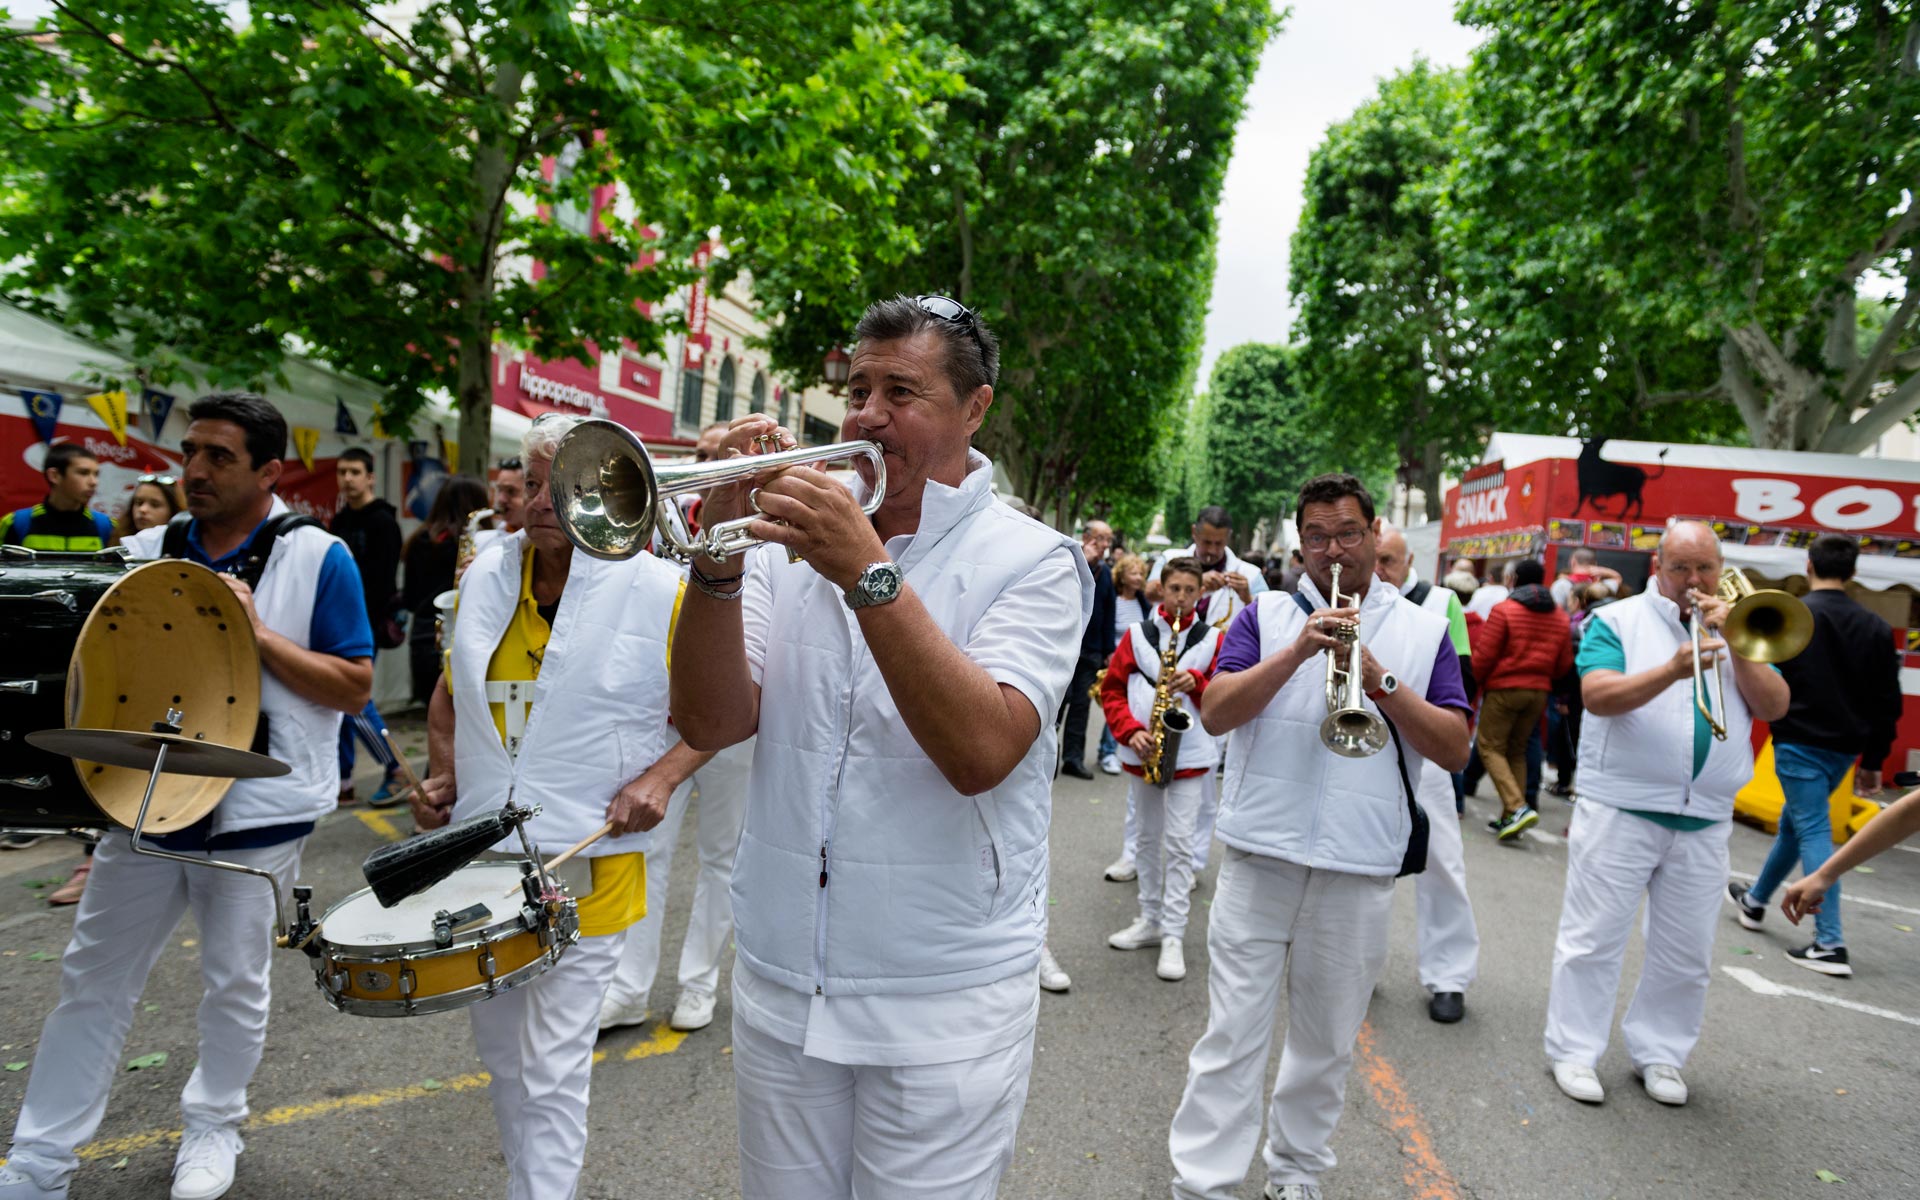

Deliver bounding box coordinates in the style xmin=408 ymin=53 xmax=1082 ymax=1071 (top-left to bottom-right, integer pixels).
xmin=672 ymin=293 xmax=1091 ymax=1199
xmin=1169 ymin=473 xmax=1470 ymax=1200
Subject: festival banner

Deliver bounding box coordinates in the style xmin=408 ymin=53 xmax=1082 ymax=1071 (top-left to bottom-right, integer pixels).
xmin=143 ymin=388 xmax=176 ymax=440
xmin=85 ymin=390 xmax=129 ymax=446
xmin=292 ymin=426 xmax=320 ymax=473
xmin=20 ymin=390 xmax=62 ymax=445
xmin=334 ymin=395 xmax=359 ymax=436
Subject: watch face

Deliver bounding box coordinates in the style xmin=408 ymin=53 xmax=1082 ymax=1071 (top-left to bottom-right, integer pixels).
xmin=864 ymin=564 xmax=901 ymax=601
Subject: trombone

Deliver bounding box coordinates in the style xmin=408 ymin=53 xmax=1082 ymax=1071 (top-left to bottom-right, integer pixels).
xmin=1690 ymin=568 xmax=1813 ymax=740
xmin=1321 ymin=563 xmax=1389 ymax=758
xmin=548 ymin=419 xmax=887 ymax=563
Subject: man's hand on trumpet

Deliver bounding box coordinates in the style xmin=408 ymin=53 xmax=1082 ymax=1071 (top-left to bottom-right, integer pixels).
xmin=691 ymin=416 xmax=799 ymax=554
xmin=1291 ymin=606 xmax=1358 ymax=661
xmin=749 ymin=467 xmax=890 ymax=592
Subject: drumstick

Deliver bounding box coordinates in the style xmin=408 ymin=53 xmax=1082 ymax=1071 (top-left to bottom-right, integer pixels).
xmin=502 ymin=820 xmax=616 ymax=898
xmin=381 ymin=728 xmax=427 ymax=801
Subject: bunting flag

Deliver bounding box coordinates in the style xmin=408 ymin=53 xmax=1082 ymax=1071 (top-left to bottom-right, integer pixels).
xmin=292 ymin=426 xmax=320 ymax=473
xmin=20 ymin=389 xmax=62 ymax=445
xmin=441 ymin=437 xmax=458 ymax=470
xmin=334 ymin=395 xmax=358 ymax=436
xmin=143 ymin=388 xmax=176 ymax=439
xmin=85 ymin=390 xmax=129 ymax=445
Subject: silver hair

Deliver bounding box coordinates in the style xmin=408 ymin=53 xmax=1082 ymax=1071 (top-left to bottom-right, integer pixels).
xmin=522 ymin=413 xmax=585 ymax=463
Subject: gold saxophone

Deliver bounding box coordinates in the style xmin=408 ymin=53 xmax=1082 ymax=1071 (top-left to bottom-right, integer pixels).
xmin=1141 ymin=609 xmax=1196 ymax=788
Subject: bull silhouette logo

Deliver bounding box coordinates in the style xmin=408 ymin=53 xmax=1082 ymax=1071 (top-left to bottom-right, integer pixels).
xmin=1574 ymin=439 xmax=1668 ymax=520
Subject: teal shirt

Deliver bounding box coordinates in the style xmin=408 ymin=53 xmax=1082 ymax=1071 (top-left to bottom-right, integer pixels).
xmin=1576 ymin=616 xmax=1721 ymax=832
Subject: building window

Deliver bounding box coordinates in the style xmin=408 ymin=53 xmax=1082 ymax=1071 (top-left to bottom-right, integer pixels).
xmin=679 ymin=359 xmax=704 ymax=427
xmin=803 ymin=414 xmax=837 ymax=446
xmin=777 ymin=387 xmax=790 ymax=429
xmin=714 ymin=356 xmax=737 ymax=424
xmin=751 ymin=370 xmax=767 ymax=416
xmin=552 ymin=141 xmax=591 ymax=237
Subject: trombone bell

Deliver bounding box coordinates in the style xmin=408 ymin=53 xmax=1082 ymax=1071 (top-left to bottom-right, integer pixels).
xmin=1717 ymin=569 xmax=1813 ymax=663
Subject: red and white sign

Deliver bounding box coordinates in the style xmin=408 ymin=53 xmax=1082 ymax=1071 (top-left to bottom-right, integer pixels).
xmin=683 ymin=243 xmax=713 ymax=371
xmin=493 ymin=350 xmax=671 ymax=439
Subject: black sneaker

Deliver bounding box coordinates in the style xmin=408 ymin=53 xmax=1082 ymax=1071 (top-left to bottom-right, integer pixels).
xmin=1725 ymin=881 xmax=1765 ymax=931
xmin=1060 ymin=761 xmax=1094 ymax=781
xmin=1494 ymin=807 xmax=1539 ymax=841
xmin=0 ymin=833 xmax=47 ymax=850
xmin=1788 ymin=943 xmax=1852 ymax=977
xmin=1428 ymin=991 xmax=1465 ymax=1023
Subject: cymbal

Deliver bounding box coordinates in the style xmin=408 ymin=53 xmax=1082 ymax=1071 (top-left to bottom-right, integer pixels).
xmin=26 ymin=729 xmax=291 ymax=780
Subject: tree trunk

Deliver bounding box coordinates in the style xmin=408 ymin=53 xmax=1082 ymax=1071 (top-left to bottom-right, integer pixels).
xmin=457 ymin=336 xmax=494 ymax=476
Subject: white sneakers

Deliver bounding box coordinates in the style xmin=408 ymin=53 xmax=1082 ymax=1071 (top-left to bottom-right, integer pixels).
xmin=1103 ymin=856 xmax=1137 ymax=882
xmin=1263 ymin=1183 xmax=1323 ymax=1200
xmin=171 ymin=1126 xmax=242 ymax=1200
xmin=1107 ymin=916 xmax=1163 ymax=950
xmin=1156 ymin=936 xmax=1186 ymax=981
xmin=597 ymin=993 xmax=650 ymax=1032
xmin=670 ymin=990 xmax=717 ymax=1032
xmin=1635 ymin=1063 xmax=1689 ymax=1106
xmin=0 ymin=1165 xmax=63 ymax=1200
xmin=1098 ymin=753 xmax=1122 ymax=775
xmin=1038 ymin=944 xmax=1072 ymax=992
xmin=1550 ymin=1060 xmax=1605 ymax=1104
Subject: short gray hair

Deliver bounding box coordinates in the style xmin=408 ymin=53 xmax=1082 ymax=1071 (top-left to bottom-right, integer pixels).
xmin=853 ymin=294 xmax=1000 ymax=402
xmin=522 ymin=413 xmax=584 ymax=464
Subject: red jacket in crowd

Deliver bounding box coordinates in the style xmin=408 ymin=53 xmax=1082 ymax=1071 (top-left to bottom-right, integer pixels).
xmin=1470 ymin=583 xmax=1573 ymax=693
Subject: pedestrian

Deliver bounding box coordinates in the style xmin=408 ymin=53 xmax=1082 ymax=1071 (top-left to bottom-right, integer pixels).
xmin=1279 ymin=547 xmax=1306 ymax=593
xmin=401 ymin=475 xmax=488 ymax=704
xmin=1149 ymin=504 xmax=1267 ymax=629
xmin=1100 ymin=553 xmax=1154 ymax=778
xmin=1059 ymin=520 xmax=1117 ymax=779
xmin=1546 ymin=582 xmax=1613 ymax=798
xmin=1464 ymin=559 xmax=1513 ymax=619
xmin=1168 ymin=473 xmax=1470 ymax=1200
xmin=1783 ymin=783 xmax=1920 ymax=926
xmin=110 ymin=471 xmax=185 ymax=541
xmin=1550 ymin=547 xmax=1622 ymax=610
xmin=329 ymin=446 xmax=405 ymax=806
xmin=1543 ymin=522 xmax=1789 ymax=1108
xmin=1470 ymin=558 xmax=1572 ymax=840
xmin=0 ymin=442 xmax=113 ymax=553
xmin=1726 ymin=533 xmax=1902 ymax=977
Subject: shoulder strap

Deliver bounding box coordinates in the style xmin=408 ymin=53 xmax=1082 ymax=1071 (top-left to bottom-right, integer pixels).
xmin=1139 ymin=619 xmax=1164 ymax=656
xmin=160 ymin=511 xmax=193 ymax=559
xmin=1179 ymin=619 xmax=1209 ymax=659
xmin=1408 ymin=580 xmax=1432 ymax=608
xmin=1292 ymin=591 xmax=1314 ymax=617
xmin=232 ymin=513 xmax=323 ymax=588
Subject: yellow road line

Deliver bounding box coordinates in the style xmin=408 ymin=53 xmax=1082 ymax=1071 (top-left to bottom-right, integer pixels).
xmin=72 ymin=1022 xmax=690 ymax=1163
xmin=355 ymin=811 xmax=405 ymax=842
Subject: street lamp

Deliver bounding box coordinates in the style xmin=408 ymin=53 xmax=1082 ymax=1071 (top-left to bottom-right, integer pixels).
xmin=823 ymin=345 xmax=851 ymax=395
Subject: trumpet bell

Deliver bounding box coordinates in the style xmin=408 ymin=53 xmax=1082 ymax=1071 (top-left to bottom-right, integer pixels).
xmin=1321 ymin=708 xmax=1389 ymax=758
xmin=1724 ymin=590 xmax=1813 ymax=663
xmin=550 ymin=420 xmax=662 ymax=561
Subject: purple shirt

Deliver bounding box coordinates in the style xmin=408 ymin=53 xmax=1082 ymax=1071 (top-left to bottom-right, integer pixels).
xmin=1216 ymin=601 xmax=1473 ymax=715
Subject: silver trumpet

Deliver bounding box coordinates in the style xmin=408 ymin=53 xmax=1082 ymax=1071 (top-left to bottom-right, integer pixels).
xmin=1320 ymin=562 xmax=1389 ymax=758
xmin=549 ymin=418 xmax=887 ymax=562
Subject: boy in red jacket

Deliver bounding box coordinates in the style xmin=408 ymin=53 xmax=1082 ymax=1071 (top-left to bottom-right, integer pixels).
xmin=1470 ymin=558 xmax=1573 ymax=839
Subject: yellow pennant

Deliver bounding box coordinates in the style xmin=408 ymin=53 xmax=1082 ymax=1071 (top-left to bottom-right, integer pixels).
xmin=85 ymin=390 xmax=128 ymax=445
xmin=292 ymin=426 xmax=320 ymax=473
xmin=442 ymin=438 xmax=458 ymax=468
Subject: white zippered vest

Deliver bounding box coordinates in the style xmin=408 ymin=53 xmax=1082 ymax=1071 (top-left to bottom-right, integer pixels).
xmin=1115 ymin=612 xmax=1222 ymax=773
xmin=448 ymin=533 xmax=679 ymax=857
xmin=1217 ymin=576 xmax=1449 ymax=876
xmin=127 ymin=497 xmax=344 ymax=833
xmin=1403 ymin=569 xmax=1464 ymax=816
xmin=731 ymin=452 xmax=1093 ymax=997
xmin=1575 ymin=589 xmax=1755 ymax=820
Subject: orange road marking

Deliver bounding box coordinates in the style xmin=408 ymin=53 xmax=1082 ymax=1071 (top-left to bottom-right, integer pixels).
xmin=1354 ymin=1020 xmax=1465 ymax=1200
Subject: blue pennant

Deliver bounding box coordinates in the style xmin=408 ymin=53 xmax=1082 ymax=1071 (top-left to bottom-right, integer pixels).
xmin=20 ymin=389 xmax=62 ymax=445
xmin=143 ymin=388 xmax=176 ymax=439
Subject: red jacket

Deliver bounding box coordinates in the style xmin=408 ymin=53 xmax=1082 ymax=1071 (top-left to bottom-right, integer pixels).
xmin=1470 ymin=583 xmax=1573 ymax=693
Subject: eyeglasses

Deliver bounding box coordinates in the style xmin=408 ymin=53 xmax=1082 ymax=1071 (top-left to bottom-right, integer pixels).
xmin=914 ymin=294 xmax=988 ymax=362
xmin=135 ymin=473 xmax=178 ymax=486
xmin=1301 ymin=528 xmax=1367 ymax=551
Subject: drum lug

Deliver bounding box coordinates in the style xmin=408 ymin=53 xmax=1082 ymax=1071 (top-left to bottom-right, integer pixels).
xmin=324 ymin=968 xmax=348 ymax=996
xmin=0 ymin=679 xmax=39 ymax=695
xmin=2 ymin=775 xmax=52 ymax=791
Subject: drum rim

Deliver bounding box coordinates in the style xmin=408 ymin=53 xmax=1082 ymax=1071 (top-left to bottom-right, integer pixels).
xmin=315 ymin=867 xmax=573 ymax=957
xmin=317 ymin=951 xmax=563 ymax=1018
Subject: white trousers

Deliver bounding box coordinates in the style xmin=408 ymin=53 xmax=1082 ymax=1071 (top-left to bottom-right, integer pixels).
xmin=1168 ymin=850 xmax=1394 ymax=1197
xmin=1122 ymin=768 xmax=1216 ymax=871
xmin=606 ymin=739 xmax=752 ymax=1008
xmin=731 ymin=1012 xmax=1035 ymax=1200
xmin=468 ymin=928 xmax=627 ymax=1200
xmin=1413 ymin=789 xmax=1479 ymax=993
xmin=1134 ymin=774 xmax=1206 ymax=938
xmin=1543 ymin=801 xmax=1729 ymax=1070
xmin=5 ymin=833 xmax=304 ymax=1189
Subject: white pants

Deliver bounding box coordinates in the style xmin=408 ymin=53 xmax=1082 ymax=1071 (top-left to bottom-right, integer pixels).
xmin=732 ymin=1012 xmax=1035 ymax=1200
xmin=5 ymin=833 xmax=304 ymax=1189
xmin=469 ymin=928 xmax=628 ymax=1200
xmin=606 ymin=739 xmax=752 ymax=1008
xmin=1134 ymin=774 xmax=1206 ymax=938
xmin=1122 ymin=768 xmax=1215 ymax=871
xmin=1168 ymin=849 xmax=1394 ymax=1197
xmin=1543 ymin=801 xmax=1729 ymax=1070
xmin=1413 ymin=789 xmax=1479 ymax=993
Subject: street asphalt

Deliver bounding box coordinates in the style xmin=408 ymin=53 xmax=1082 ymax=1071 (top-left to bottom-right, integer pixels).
xmin=2 ymin=715 xmax=1918 ymax=1198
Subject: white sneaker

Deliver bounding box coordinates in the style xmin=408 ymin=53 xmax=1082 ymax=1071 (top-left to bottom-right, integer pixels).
xmin=1263 ymin=1183 xmax=1323 ymax=1200
xmin=1108 ymin=916 xmax=1163 ymax=950
xmin=1550 ymin=1059 xmax=1605 ymax=1104
xmin=669 ymin=990 xmax=716 ymax=1031
xmin=1156 ymin=936 xmax=1186 ymax=981
xmin=1038 ymin=944 xmax=1072 ymax=992
xmin=0 ymin=1165 xmax=65 ymax=1200
xmin=171 ymin=1126 xmax=242 ymax=1200
xmin=1635 ymin=1063 xmax=1689 ymax=1106
xmin=1102 ymin=856 xmax=1137 ymax=882
xmin=597 ymin=993 xmax=650 ymax=1032
xmin=1098 ymin=753 xmax=1121 ymax=775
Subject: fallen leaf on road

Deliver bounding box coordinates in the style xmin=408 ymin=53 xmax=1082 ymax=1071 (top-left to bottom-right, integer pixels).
xmin=110 ymin=1158 xmax=128 ymax=1170
xmin=126 ymin=1053 xmax=167 ymax=1071
xmin=1731 ymin=946 xmax=1754 ymax=955
xmin=1835 ymin=1089 xmax=1848 ymax=1095
xmin=180 ymin=939 xmax=197 ymax=948
xmin=1855 ymin=867 xmax=1873 ymax=874
xmin=144 ymin=1004 xmax=160 ymax=1013
xmin=1894 ymin=925 xmax=1913 ymax=933
xmin=26 ymin=951 xmax=55 ymax=962
xmin=1815 ymin=1168 xmax=1846 ymax=1183
xmin=5 ymin=1063 xmax=26 ymax=1072
xmin=420 ymin=1079 xmax=443 ymax=1091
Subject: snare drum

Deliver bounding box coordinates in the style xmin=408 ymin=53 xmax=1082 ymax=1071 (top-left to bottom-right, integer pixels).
xmin=309 ymin=861 xmax=579 ymax=1017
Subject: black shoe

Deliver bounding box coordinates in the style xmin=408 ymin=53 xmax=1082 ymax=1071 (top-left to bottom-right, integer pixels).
xmin=1548 ymin=779 xmax=1574 ymax=797
xmin=1788 ymin=943 xmax=1852 ymax=977
xmin=1429 ymin=991 xmax=1465 ymax=1023
xmin=1725 ymin=881 xmax=1765 ymax=931
xmin=0 ymin=833 xmax=47 ymax=850
xmin=1061 ymin=761 xmax=1094 ymax=781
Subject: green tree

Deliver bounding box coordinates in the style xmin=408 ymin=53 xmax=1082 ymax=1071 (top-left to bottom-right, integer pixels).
xmin=1448 ymin=0 xmax=1920 ymax=453
xmin=0 ymin=1 xmax=951 ymax=472
xmin=1161 ymin=388 xmax=1214 ymax=541
xmin=1202 ymin=343 xmax=1345 ymax=550
xmin=757 ymin=0 xmax=1279 ymax=527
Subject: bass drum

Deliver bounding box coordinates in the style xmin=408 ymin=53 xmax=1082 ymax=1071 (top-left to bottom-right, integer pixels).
xmin=0 ymin=554 xmax=262 ymax=834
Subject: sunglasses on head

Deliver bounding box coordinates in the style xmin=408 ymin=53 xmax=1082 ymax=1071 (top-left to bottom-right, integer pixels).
xmin=136 ymin=473 xmax=178 ymax=486
xmin=495 ymin=456 xmax=523 ymax=472
xmin=913 ymin=294 xmax=988 ymax=362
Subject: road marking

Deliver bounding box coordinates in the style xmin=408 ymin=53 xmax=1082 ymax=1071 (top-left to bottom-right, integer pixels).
xmin=1354 ymin=1021 xmax=1464 ymax=1200
xmin=73 ymin=1021 xmax=690 ymax=1163
xmin=1720 ymin=966 xmax=1920 ymax=1028
xmin=1726 ymin=868 xmax=1920 ymax=916
xmin=356 ymin=811 xmax=405 ymax=842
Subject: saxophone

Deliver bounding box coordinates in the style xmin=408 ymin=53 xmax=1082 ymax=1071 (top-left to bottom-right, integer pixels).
xmin=1141 ymin=609 xmax=1196 ymax=788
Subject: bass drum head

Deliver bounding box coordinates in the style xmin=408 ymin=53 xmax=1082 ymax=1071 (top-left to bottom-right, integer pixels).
xmin=66 ymin=560 xmax=262 ymax=832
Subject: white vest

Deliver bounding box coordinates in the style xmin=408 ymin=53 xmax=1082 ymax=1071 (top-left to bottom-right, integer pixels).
xmin=1116 ymin=612 xmax=1222 ymax=773
xmin=126 ymin=497 xmax=345 ymax=833
xmin=1576 ymin=590 xmax=1756 ymax=820
xmin=448 ymin=533 xmax=680 ymax=857
xmin=1217 ymin=576 xmax=1450 ymax=876
xmin=732 ymin=452 xmax=1093 ymax=997
xmin=1399 ymin=569 xmax=1463 ymax=816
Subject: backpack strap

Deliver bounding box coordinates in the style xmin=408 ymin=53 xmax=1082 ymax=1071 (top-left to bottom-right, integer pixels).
xmin=160 ymin=511 xmax=193 ymax=559
xmin=231 ymin=513 xmax=323 ymax=588
xmin=1408 ymin=579 xmax=1432 ymax=608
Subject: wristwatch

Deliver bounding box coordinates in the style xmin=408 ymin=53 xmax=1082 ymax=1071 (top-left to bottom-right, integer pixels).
xmin=845 ymin=561 xmax=904 ymax=611
xmin=1367 ymin=672 xmax=1399 ymax=702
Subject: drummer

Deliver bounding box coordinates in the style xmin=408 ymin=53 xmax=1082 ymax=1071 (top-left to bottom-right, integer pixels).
xmin=1 ymin=392 xmax=374 ymax=1200
xmin=411 ymin=412 xmax=712 ymax=1200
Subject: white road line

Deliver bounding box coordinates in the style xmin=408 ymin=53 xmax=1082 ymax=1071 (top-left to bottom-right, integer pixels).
xmin=1726 ymin=868 xmax=1920 ymax=916
xmin=1720 ymin=966 xmax=1920 ymax=1028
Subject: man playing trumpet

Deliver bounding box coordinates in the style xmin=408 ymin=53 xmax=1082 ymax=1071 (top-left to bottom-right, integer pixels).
xmin=1543 ymin=521 xmax=1789 ymax=1108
